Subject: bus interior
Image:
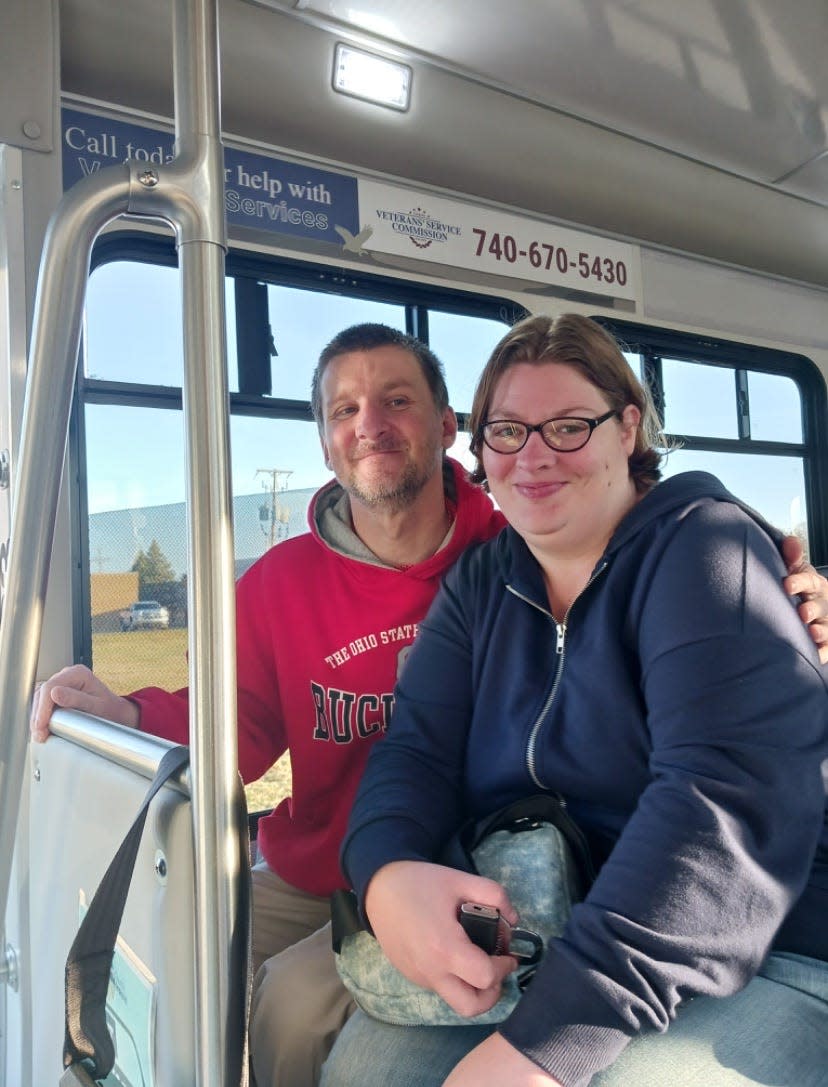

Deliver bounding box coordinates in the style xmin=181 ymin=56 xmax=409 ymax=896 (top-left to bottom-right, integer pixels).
xmin=1 ymin=1 xmax=827 ymax=1084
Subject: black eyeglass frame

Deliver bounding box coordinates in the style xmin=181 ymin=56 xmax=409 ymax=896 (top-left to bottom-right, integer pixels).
xmin=478 ymin=409 xmax=619 ymax=454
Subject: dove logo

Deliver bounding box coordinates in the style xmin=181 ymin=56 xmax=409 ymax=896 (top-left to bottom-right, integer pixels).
xmin=334 ymin=224 xmax=374 ymax=255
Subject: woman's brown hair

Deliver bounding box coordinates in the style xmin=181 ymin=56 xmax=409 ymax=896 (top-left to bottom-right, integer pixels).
xmin=468 ymin=313 xmax=666 ymax=493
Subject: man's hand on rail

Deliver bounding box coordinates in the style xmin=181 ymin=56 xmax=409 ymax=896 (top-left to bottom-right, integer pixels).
xmin=30 ymin=664 xmax=140 ymax=742
xmin=782 ymin=535 xmax=828 ymax=665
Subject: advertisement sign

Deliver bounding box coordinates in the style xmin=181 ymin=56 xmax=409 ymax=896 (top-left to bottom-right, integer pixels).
xmin=357 ymin=179 xmax=639 ymax=302
xmin=61 ymin=107 xmax=359 ymax=244
xmin=61 ymin=106 xmax=638 ymax=301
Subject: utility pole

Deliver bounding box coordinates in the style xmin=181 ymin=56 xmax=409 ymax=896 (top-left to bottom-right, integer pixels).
xmin=256 ymin=468 xmax=293 ymax=549
xmin=91 ymin=546 xmax=111 ymax=572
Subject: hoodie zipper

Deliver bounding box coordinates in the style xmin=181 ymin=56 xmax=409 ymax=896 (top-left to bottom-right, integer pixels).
xmin=507 ymin=561 xmax=608 ymax=789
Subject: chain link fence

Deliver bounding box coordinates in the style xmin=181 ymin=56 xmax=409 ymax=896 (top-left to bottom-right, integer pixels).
xmin=88 ymin=487 xmax=317 ymax=811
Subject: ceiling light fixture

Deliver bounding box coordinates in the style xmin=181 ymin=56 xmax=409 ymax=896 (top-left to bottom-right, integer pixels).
xmin=332 ymin=42 xmax=412 ymax=112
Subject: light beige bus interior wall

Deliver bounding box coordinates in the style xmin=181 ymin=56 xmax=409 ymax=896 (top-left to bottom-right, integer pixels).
xmin=0 ymin=0 xmax=74 ymax=683
xmin=1 ymin=4 xmax=72 ymax=1084
xmin=640 ymin=247 xmax=828 ymax=378
xmin=58 ymin=0 xmax=828 ymax=292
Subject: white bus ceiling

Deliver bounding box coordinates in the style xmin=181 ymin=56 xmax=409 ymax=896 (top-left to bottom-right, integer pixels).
xmin=53 ymin=0 xmax=828 ymax=288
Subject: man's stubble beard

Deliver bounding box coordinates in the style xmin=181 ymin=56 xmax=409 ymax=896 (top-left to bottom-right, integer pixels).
xmin=343 ymin=442 xmax=442 ymax=515
xmin=344 ymin=461 xmax=431 ymax=515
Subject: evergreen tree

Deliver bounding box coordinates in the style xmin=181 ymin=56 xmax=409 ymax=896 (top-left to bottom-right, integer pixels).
xmin=131 ymin=538 xmax=176 ymax=596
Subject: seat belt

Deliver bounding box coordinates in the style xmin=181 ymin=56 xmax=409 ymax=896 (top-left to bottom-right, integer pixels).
xmin=60 ymin=744 xmax=189 ymax=1085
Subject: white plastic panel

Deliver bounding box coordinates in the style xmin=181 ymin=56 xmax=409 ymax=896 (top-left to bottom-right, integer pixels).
xmin=28 ymin=729 xmax=198 ymax=1087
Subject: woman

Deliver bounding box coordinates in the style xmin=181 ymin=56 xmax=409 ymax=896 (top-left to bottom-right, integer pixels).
xmin=321 ymin=314 xmax=828 ymax=1086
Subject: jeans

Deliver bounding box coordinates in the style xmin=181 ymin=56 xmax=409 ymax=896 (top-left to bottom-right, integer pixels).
xmin=320 ymin=952 xmax=828 ymax=1086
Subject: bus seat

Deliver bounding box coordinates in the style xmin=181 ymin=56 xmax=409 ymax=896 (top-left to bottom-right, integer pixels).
xmin=28 ymin=711 xmax=250 ymax=1087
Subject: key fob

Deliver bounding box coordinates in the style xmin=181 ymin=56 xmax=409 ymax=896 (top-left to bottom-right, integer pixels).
xmin=458 ymin=902 xmax=543 ymax=964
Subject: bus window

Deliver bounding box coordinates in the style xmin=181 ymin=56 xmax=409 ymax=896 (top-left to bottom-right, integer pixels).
xmin=85 ymin=259 xmax=239 ymax=390
xmin=660 ymin=357 xmax=809 ymax=543
xmin=77 ymin=245 xmax=516 ymax=812
xmin=661 ymin=450 xmax=808 ymax=544
xmin=426 ymin=309 xmax=511 ymax=476
xmin=85 ymin=261 xmax=184 ymax=386
xmin=263 ymin=285 xmax=406 ymax=400
xmin=85 ymin=402 xmax=187 ymax=516
xmin=229 ymin=415 xmax=324 ymax=568
xmin=427 ymin=310 xmax=511 ymax=416
xmin=602 ymin=318 xmax=823 ymax=561
xmin=662 ymin=358 xmax=740 ymax=440
xmin=748 ymin=372 xmax=803 ymax=444
xmin=623 ymin=353 xmax=644 ymax=384
xmin=85 ymin=402 xmax=188 ymax=695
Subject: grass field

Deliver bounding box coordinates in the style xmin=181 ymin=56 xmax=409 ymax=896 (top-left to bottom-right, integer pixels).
xmin=92 ymin=628 xmax=293 ymax=813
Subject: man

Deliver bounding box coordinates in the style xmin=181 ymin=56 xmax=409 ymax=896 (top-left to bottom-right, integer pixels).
xmin=30 ymin=323 xmax=828 ymax=1087
xmin=32 ymin=324 xmax=503 ymax=1086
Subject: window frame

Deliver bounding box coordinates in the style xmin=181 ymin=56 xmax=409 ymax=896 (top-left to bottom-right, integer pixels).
xmin=596 ymin=316 xmax=828 ymax=564
xmin=69 ymin=239 xmax=828 ymax=668
xmin=70 ymin=231 xmax=526 ymax=663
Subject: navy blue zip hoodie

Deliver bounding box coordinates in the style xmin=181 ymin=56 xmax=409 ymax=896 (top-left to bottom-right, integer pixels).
xmin=341 ymin=472 xmax=828 ymax=1086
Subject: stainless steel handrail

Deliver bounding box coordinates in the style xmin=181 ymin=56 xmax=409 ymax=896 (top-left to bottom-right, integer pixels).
xmin=46 ymin=709 xmax=191 ymax=796
xmin=0 ymin=161 xmax=132 ymax=920
xmin=0 ymin=2 xmax=240 ymax=1084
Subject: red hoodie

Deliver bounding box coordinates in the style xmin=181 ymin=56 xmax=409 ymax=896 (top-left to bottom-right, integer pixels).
xmin=132 ymin=458 xmax=504 ymax=895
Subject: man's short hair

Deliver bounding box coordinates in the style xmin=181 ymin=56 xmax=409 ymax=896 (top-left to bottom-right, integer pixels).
xmin=311 ymin=323 xmax=449 ymax=427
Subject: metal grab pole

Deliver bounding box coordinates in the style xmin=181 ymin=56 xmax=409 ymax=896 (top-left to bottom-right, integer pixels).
xmin=167 ymin=3 xmax=242 ymax=1083
xmin=0 ymin=164 xmax=131 ymax=934
xmin=180 ymin=233 xmax=241 ymax=1087
xmin=0 ymin=1 xmax=240 ymax=1081
xmin=117 ymin=1 xmax=240 ymax=1081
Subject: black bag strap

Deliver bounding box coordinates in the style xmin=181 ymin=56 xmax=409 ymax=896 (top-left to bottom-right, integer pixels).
xmin=62 ymin=744 xmax=190 ymax=1082
xmin=442 ymin=794 xmax=597 ymax=891
xmin=330 ymin=888 xmax=364 ymax=954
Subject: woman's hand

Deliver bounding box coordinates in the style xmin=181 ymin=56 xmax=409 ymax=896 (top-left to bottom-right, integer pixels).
xmin=443 ymin=1032 xmax=561 ymax=1087
xmin=365 ymin=860 xmax=519 ymax=1018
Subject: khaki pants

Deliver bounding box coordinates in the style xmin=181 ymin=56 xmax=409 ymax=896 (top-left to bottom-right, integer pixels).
xmin=249 ymin=861 xmax=356 ymax=1087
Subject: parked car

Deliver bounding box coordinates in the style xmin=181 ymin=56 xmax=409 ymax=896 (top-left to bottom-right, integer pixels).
xmin=119 ymin=600 xmax=170 ymax=631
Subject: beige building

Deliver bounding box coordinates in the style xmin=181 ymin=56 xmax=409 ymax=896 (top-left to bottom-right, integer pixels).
xmin=90 ymin=572 xmax=139 ymax=632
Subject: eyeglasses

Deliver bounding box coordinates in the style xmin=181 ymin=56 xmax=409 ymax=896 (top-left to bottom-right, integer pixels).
xmin=478 ymin=409 xmax=619 ymax=454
